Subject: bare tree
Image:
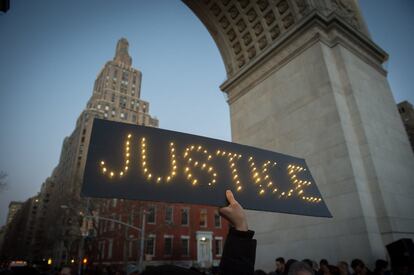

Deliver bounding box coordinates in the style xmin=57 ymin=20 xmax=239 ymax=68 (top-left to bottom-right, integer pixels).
xmin=0 ymin=171 xmax=8 ymax=191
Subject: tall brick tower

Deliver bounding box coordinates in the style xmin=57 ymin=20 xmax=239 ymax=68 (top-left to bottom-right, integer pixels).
xmin=35 ymin=38 xmax=159 ymax=263
xmin=60 ymin=38 xmax=159 ymax=197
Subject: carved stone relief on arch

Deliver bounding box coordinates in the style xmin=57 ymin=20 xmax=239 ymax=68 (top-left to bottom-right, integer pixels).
xmin=183 ymin=0 xmax=364 ymax=78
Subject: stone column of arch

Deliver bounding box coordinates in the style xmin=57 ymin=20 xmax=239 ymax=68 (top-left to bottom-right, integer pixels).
xmin=183 ymin=0 xmax=414 ymax=270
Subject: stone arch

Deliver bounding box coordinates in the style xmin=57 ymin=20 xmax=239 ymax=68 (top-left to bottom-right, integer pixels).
xmin=183 ymin=0 xmax=368 ymax=78
xmin=182 ymin=0 xmax=414 ymax=271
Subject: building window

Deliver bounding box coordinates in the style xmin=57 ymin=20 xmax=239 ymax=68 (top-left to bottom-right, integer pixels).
xmin=108 ymin=239 xmax=113 ymax=259
xmin=214 ymin=211 xmax=221 ymax=228
xmin=110 ymin=214 xmax=116 ymax=231
xmin=120 ymin=112 xmax=125 ymax=119
xmin=215 ymin=238 xmax=223 ymax=256
xmin=200 ymin=209 xmax=207 ymax=227
xmin=129 ymin=211 xmax=134 ymax=225
xmin=181 ymin=237 xmax=189 ymax=256
xmin=118 ymin=214 xmax=122 ymax=229
xmin=147 ymin=206 xmax=156 ymax=224
xmin=99 ymin=221 xmax=103 ymax=234
xmin=128 ymin=241 xmax=133 ymax=257
xmin=145 ymin=235 xmax=155 ymax=256
xmin=103 ymin=220 xmax=107 ymax=233
xmin=164 ymin=236 xmax=173 ymax=256
xmin=122 ymin=71 xmax=129 ymax=81
xmin=111 ymin=93 xmax=115 ymax=103
xmin=120 ymin=84 xmax=127 ymax=94
xmin=97 ymin=104 xmax=101 ymax=109
xmin=181 ymin=208 xmax=189 ymax=226
xmin=119 ymin=96 xmax=127 ymax=108
xmin=99 ymin=241 xmax=105 ymax=260
xmin=132 ymin=114 xmax=137 ymax=122
xmin=112 ymin=109 xmax=116 ymax=117
xmin=165 ymin=206 xmax=173 ymax=224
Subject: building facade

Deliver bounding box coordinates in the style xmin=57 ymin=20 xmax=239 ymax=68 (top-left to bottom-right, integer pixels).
xmin=94 ymin=200 xmax=228 ymax=269
xmin=0 ymin=38 xmax=228 ymax=270
xmin=39 ymin=37 xmax=164 ymax=267
xmin=6 ymin=201 xmax=23 ymax=225
xmin=397 ymin=101 xmax=414 ymax=152
xmin=1 ymin=197 xmax=39 ymax=260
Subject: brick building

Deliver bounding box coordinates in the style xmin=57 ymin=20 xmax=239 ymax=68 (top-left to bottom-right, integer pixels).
xmin=94 ymin=200 xmax=228 ymax=269
xmin=0 ymin=38 xmax=228 ymax=271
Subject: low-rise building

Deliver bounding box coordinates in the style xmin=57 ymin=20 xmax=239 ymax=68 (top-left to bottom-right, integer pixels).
xmin=93 ymin=199 xmax=228 ymax=269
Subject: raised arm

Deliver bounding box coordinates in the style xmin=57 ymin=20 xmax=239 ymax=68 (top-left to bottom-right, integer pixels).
xmin=219 ymin=190 xmax=257 ymax=275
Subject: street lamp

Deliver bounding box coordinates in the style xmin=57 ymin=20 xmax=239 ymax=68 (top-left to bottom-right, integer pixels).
xmin=62 ymin=202 xmax=149 ymax=272
xmin=59 ymin=200 xmax=91 ymax=275
xmin=83 ymin=208 xmax=148 ymax=272
xmin=138 ymin=209 xmax=147 ymax=272
xmin=58 ymin=204 xmax=74 ymax=268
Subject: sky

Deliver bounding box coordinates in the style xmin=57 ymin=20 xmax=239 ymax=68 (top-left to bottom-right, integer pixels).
xmin=0 ymin=0 xmax=413 ymax=226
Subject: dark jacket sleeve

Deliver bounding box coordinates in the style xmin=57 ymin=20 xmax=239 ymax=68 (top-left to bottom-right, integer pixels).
xmin=219 ymin=227 xmax=257 ymax=275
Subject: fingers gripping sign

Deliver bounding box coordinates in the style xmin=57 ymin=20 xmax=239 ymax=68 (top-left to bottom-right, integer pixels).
xmin=219 ymin=190 xmax=248 ymax=232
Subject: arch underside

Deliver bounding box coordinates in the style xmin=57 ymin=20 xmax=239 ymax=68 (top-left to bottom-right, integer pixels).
xmin=183 ymin=0 xmax=366 ymax=81
xmin=179 ymin=1 xmax=414 ymax=270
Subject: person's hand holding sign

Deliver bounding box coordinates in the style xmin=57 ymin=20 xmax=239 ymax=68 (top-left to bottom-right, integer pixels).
xmin=220 ymin=190 xmax=249 ymax=231
xmin=219 ymin=190 xmax=256 ymax=275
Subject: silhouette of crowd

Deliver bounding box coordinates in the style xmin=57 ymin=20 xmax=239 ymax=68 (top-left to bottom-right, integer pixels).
xmin=1 ymin=191 xmax=412 ymax=275
xmin=259 ymin=257 xmax=412 ymax=275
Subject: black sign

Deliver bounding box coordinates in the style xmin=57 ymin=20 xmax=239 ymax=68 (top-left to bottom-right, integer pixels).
xmin=81 ymin=119 xmax=331 ymax=217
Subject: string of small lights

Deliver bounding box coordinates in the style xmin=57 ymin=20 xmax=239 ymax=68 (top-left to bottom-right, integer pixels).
xmin=97 ymin=135 xmax=322 ymax=203
xmin=216 ymin=150 xmax=243 ymax=192
xmin=287 ymin=164 xmax=321 ymax=203
xmin=247 ymin=157 xmax=278 ymax=196
xmin=140 ymin=137 xmax=177 ymax=183
xmin=99 ymin=133 xmax=132 ymax=178
xmin=183 ymin=145 xmax=217 ymax=186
